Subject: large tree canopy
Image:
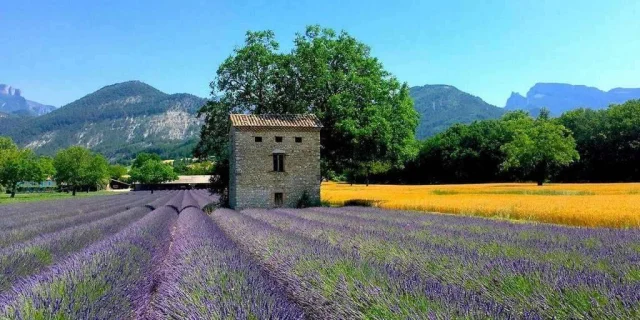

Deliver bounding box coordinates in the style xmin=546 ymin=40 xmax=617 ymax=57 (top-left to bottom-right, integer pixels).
xmin=500 ymin=110 xmax=579 ymax=185
xmin=53 ymin=146 xmax=110 ymax=196
xmin=129 ymin=154 xmax=178 ymax=194
xmin=196 ymin=25 xmax=419 ymax=177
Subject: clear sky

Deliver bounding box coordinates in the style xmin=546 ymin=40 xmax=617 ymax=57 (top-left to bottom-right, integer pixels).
xmin=2 ymin=0 xmax=639 ymax=107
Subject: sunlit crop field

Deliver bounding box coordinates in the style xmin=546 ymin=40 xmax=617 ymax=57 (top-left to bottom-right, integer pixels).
xmin=2 ymin=190 xmax=639 ymax=318
xmin=322 ymin=182 xmax=640 ymax=228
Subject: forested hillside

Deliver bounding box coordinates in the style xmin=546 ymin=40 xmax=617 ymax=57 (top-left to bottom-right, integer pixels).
xmin=0 ymin=81 xmax=206 ymax=162
xmin=410 ymin=85 xmax=504 ymax=139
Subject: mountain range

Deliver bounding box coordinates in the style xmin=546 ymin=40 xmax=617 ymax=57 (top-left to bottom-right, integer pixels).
xmin=505 ymin=83 xmax=640 ymax=116
xmin=0 ymin=81 xmax=206 ymax=162
xmin=1 ymin=81 xmax=639 ymax=161
xmin=0 ymin=84 xmax=57 ymax=116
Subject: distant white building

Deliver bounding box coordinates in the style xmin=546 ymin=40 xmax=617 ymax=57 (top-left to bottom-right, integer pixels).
xmin=133 ymin=175 xmax=211 ymax=191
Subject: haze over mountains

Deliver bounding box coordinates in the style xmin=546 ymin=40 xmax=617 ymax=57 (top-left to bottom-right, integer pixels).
xmin=506 ymin=83 xmax=640 ymax=116
xmin=1 ymin=80 xmax=639 ymax=161
xmin=0 ymin=84 xmax=57 ymax=116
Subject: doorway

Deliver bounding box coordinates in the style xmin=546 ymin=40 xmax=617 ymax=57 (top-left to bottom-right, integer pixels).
xmin=274 ymin=192 xmax=284 ymax=207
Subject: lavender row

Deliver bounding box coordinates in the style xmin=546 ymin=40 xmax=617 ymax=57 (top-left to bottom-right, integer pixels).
xmin=0 ymin=192 xmax=156 ymax=235
xmin=0 ymin=193 xmax=142 ymax=229
xmin=0 ymin=203 xmax=178 ymax=319
xmin=149 ymin=207 xmax=304 ymax=319
xmin=212 ymin=209 xmax=515 ymax=319
xmin=0 ymin=192 xmax=126 ymax=219
xmin=244 ymin=207 xmax=640 ymax=318
xmin=0 ymin=192 xmax=176 ymax=293
xmin=162 ymin=189 xmax=216 ymax=213
xmin=303 ymin=207 xmax=640 ymax=277
xmin=189 ymin=189 xmax=218 ymax=209
xmin=0 ymin=192 xmax=166 ymax=248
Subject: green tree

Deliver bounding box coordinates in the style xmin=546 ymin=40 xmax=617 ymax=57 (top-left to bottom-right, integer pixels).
xmin=132 ymin=152 xmax=162 ymax=169
xmin=196 ymin=25 xmax=419 ymax=180
xmin=501 ymin=116 xmax=579 ymax=185
xmin=53 ymin=146 xmax=93 ymax=196
xmin=83 ymin=155 xmax=110 ymax=192
xmin=0 ymin=137 xmax=17 ymax=151
xmin=109 ymin=164 xmax=128 ymax=180
xmin=0 ymin=148 xmax=45 ymax=198
xmin=129 ymin=159 xmax=178 ymax=194
xmin=172 ymin=158 xmax=189 ymax=175
xmin=38 ymin=156 xmax=56 ymax=178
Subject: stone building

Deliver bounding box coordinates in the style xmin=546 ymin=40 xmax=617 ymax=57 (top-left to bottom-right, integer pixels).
xmin=229 ymin=114 xmax=322 ymax=209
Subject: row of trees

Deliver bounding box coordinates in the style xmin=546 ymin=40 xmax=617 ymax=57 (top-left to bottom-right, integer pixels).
xmin=371 ymin=100 xmax=639 ymax=185
xmin=556 ymin=100 xmax=640 ymax=182
xmin=0 ymin=139 xmax=110 ymax=197
xmin=1 ymin=138 xmax=180 ymax=196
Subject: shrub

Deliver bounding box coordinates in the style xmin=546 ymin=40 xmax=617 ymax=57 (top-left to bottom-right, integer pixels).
xmin=297 ymin=190 xmax=319 ymax=208
xmin=343 ymin=199 xmax=377 ymax=207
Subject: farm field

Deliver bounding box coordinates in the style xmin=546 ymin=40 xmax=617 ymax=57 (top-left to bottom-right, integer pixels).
xmin=1 ymin=192 xmax=639 ymax=319
xmin=321 ymin=182 xmax=640 ymax=228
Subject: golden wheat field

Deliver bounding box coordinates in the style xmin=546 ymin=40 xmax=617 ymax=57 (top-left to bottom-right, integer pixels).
xmin=321 ymin=182 xmax=640 ymax=228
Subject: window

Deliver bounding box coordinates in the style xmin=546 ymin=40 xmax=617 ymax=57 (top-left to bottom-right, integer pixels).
xmin=274 ymin=193 xmax=284 ymax=207
xmin=254 ymin=136 xmax=262 ymax=142
xmin=295 ymin=137 xmax=302 ymax=143
xmin=273 ymin=154 xmax=285 ymax=172
xmin=275 ymin=136 xmax=283 ymax=142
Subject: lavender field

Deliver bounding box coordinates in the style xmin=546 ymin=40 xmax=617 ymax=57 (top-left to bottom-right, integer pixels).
xmin=1 ymin=192 xmax=639 ymax=319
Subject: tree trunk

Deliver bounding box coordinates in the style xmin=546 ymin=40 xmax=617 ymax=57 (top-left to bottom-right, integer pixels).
xmin=10 ymin=183 xmax=16 ymax=198
xmin=536 ymin=161 xmax=548 ymax=186
xmin=365 ymin=168 xmax=370 ymax=187
xmin=72 ymin=186 xmax=76 ymax=196
xmin=151 ymin=185 xmax=154 ymax=194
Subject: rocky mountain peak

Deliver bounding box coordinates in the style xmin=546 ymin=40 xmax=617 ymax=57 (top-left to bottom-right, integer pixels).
xmin=504 ymin=92 xmax=527 ymax=110
xmin=504 ymin=83 xmax=640 ymax=115
xmin=0 ymin=84 xmax=22 ymax=96
xmin=0 ymin=83 xmax=55 ymax=116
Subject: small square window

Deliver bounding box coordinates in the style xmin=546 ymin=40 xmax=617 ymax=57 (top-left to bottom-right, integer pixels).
xmin=295 ymin=137 xmax=302 ymax=143
xmin=275 ymin=136 xmax=283 ymax=142
xmin=255 ymin=136 xmax=262 ymax=142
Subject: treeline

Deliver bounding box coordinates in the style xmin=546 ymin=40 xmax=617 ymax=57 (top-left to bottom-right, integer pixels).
xmin=0 ymin=138 xmax=110 ymax=197
xmin=367 ymin=99 xmax=640 ymax=184
xmin=0 ymin=137 xmax=183 ymax=197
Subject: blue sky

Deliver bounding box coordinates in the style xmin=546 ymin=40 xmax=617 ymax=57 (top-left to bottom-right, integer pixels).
xmin=2 ymin=0 xmax=639 ymax=107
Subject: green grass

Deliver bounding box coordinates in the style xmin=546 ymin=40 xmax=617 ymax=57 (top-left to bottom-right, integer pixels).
xmin=0 ymin=191 xmax=118 ymax=205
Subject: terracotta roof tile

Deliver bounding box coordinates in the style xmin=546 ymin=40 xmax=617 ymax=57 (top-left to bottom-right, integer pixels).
xmin=230 ymin=114 xmax=323 ymax=128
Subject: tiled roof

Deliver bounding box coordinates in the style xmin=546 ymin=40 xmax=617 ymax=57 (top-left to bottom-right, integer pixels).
xmin=230 ymin=114 xmax=323 ymax=128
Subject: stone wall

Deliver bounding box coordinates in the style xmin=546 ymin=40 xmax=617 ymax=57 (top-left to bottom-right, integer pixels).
xmin=229 ymin=127 xmax=321 ymax=209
